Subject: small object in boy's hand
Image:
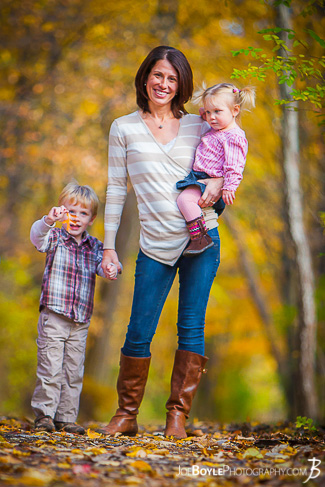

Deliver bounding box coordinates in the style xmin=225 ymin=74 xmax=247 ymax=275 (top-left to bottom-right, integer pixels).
xmin=61 ymin=213 xmax=78 ymax=233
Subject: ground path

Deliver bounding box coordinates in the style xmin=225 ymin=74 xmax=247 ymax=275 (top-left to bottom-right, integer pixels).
xmin=0 ymin=418 xmax=324 ymax=486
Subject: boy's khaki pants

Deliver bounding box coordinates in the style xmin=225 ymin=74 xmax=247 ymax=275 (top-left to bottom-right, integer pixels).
xmin=31 ymin=308 xmax=90 ymax=422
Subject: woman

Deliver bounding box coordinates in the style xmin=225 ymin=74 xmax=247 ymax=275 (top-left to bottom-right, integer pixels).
xmin=100 ymin=46 xmax=223 ymax=439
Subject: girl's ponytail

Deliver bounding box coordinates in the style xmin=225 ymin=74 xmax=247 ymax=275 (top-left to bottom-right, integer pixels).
xmin=238 ymin=86 xmax=256 ymax=111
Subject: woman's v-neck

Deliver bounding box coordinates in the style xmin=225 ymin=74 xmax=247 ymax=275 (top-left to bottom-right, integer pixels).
xmin=137 ymin=111 xmax=182 ymax=154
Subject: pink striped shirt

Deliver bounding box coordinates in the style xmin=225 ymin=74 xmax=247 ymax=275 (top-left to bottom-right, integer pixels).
xmin=193 ymin=126 xmax=248 ymax=191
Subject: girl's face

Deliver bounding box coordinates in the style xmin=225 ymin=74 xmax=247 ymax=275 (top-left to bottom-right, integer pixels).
xmin=145 ymin=59 xmax=178 ymax=110
xmin=204 ymin=94 xmax=239 ymax=131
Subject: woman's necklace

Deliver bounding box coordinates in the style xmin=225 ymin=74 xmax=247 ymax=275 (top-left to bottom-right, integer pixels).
xmin=148 ymin=113 xmax=172 ymax=129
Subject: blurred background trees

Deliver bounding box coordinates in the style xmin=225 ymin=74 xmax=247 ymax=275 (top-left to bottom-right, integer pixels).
xmin=0 ymin=0 xmax=324 ymax=424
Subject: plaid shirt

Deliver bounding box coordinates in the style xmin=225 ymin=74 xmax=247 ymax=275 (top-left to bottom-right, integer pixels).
xmin=193 ymin=126 xmax=248 ymax=191
xmin=31 ymin=217 xmax=105 ymax=323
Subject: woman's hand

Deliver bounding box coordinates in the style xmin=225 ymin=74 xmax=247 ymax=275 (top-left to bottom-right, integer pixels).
xmin=198 ymin=177 xmax=224 ymax=208
xmin=102 ymin=249 xmax=122 ymax=280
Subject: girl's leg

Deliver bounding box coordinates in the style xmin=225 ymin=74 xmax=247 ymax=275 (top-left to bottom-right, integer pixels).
xmin=122 ymin=250 xmax=177 ymax=357
xmin=177 ymin=185 xmax=202 ymax=222
xmin=177 ymin=186 xmax=214 ymax=257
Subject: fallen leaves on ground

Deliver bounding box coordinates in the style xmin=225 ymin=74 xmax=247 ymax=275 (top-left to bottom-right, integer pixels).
xmin=0 ymin=417 xmax=324 ymax=486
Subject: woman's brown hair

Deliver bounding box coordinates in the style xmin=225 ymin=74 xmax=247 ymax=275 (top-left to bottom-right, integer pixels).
xmin=135 ymin=46 xmax=193 ymax=119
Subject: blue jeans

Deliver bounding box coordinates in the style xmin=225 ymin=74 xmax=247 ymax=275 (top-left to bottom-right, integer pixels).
xmin=122 ymin=227 xmax=220 ymax=358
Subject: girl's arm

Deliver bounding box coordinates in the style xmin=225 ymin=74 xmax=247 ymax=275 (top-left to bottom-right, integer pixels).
xmin=222 ymin=135 xmax=248 ymax=193
xmin=198 ymin=117 xmax=224 ymax=208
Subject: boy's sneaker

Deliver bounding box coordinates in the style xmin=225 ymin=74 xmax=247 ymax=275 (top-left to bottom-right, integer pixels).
xmin=34 ymin=415 xmax=55 ymax=432
xmin=54 ymin=421 xmax=85 ymax=435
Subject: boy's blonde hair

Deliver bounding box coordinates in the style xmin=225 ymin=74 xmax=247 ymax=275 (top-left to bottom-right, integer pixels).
xmin=194 ymin=82 xmax=256 ymax=117
xmin=58 ymin=182 xmax=99 ymax=217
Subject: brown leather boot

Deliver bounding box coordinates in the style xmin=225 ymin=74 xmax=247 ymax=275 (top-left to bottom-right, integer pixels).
xmin=164 ymin=350 xmax=208 ymax=439
xmin=183 ymin=216 xmax=213 ymax=257
xmin=97 ymin=352 xmax=151 ymax=436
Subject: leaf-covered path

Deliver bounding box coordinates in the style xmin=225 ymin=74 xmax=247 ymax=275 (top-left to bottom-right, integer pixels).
xmin=0 ymin=418 xmax=324 ymax=486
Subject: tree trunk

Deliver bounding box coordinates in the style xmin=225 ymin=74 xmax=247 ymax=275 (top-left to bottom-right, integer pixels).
xmin=223 ymin=215 xmax=287 ymax=371
xmin=151 ymin=0 xmax=178 ymax=43
xmin=276 ymin=3 xmax=318 ymax=419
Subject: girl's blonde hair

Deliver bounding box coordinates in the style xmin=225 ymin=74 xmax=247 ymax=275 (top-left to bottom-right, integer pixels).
xmin=194 ymin=82 xmax=256 ymax=116
xmin=58 ymin=181 xmax=99 ymax=216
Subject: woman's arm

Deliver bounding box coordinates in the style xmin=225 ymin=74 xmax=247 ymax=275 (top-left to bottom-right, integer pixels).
xmin=102 ymin=121 xmax=128 ymax=277
xmin=101 ymin=249 xmax=122 ymax=277
xmin=103 ymin=121 xmax=128 ymax=248
xmin=198 ymin=177 xmax=224 ymax=208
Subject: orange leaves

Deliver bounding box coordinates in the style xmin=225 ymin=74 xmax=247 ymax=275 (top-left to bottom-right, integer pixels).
xmin=86 ymin=428 xmax=101 ymax=439
xmin=61 ymin=213 xmax=78 ymax=232
xmin=14 ymin=468 xmax=55 ymax=486
xmin=129 ymin=460 xmax=152 ymax=472
xmin=0 ymin=419 xmax=323 ymax=486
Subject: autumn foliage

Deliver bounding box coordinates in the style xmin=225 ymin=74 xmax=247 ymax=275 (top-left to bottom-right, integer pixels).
xmin=0 ymin=0 xmax=324 ymax=426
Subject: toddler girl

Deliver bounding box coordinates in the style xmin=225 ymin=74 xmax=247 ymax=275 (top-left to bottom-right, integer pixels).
xmin=176 ymin=82 xmax=256 ymax=256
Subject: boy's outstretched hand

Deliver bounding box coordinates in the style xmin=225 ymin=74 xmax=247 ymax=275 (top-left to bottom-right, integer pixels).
xmin=45 ymin=206 xmax=68 ymax=226
xmin=222 ymin=189 xmax=236 ymax=205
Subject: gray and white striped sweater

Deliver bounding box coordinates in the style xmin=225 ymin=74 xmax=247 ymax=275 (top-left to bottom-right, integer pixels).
xmin=104 ymin=111 xmax=219 ymax=266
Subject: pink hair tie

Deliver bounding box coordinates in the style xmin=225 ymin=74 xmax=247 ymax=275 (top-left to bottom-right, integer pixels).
xmin=233 ymin=88 xmax=241 ymax=93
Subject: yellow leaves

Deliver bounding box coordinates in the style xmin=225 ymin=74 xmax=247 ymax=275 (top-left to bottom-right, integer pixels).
xmin=15 ymin=468 xmax=55 ymax=486
xmin=0 ymin=434 xmax=11 ymax=448
xmin=0 ymin=454 xmax=22 ymax=464
xmin=86 ymin=428 xmax=101 ymax=438
xmin=12 ymin=448 xmax=30 ymax=457
xmin=150 ymin=448 xmax=170 ymax=455
xmin=87 ymin=24 xmax=110 ymax=41
xmin=80 ymin=99 xmax=99 ymax=116
xmin=130 ymin=460 xmax=152 ymax=472
xmin=42 ymin=22 xmax=55 ymax=32
xmin=84 ymin=446 xmax=108 ymax=455
xmin=126 ymin=447 xmax=149 ymax=458
xmin=26 ymin=145 xmax=40 ymax=157
xmin=242 ymin=447 xmax=264 ymax=459
xmin=56 ymin=462 xmax=71 ymax=469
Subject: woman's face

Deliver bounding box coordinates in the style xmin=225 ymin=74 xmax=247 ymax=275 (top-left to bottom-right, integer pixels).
xmin=145 ymin=58 xmax=178 ymax=109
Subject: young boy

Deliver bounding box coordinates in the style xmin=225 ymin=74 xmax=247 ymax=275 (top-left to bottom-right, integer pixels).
xmin=30 ymin=182 xmax=117 ymax=434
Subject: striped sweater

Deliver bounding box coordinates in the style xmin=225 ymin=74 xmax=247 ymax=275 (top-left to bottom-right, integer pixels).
xmin=104 ymin=111 xmax=219 ymax=266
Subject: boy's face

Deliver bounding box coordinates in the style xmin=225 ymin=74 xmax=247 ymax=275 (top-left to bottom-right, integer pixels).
xmin=62 ymin=201 xmax=95 ymax=243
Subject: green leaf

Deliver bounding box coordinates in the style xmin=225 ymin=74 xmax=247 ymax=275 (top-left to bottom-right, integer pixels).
xmin=243 ymin=447 xmax=264 ymax=459
xmin=306 ymin=29 xmax=325 ymax=48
